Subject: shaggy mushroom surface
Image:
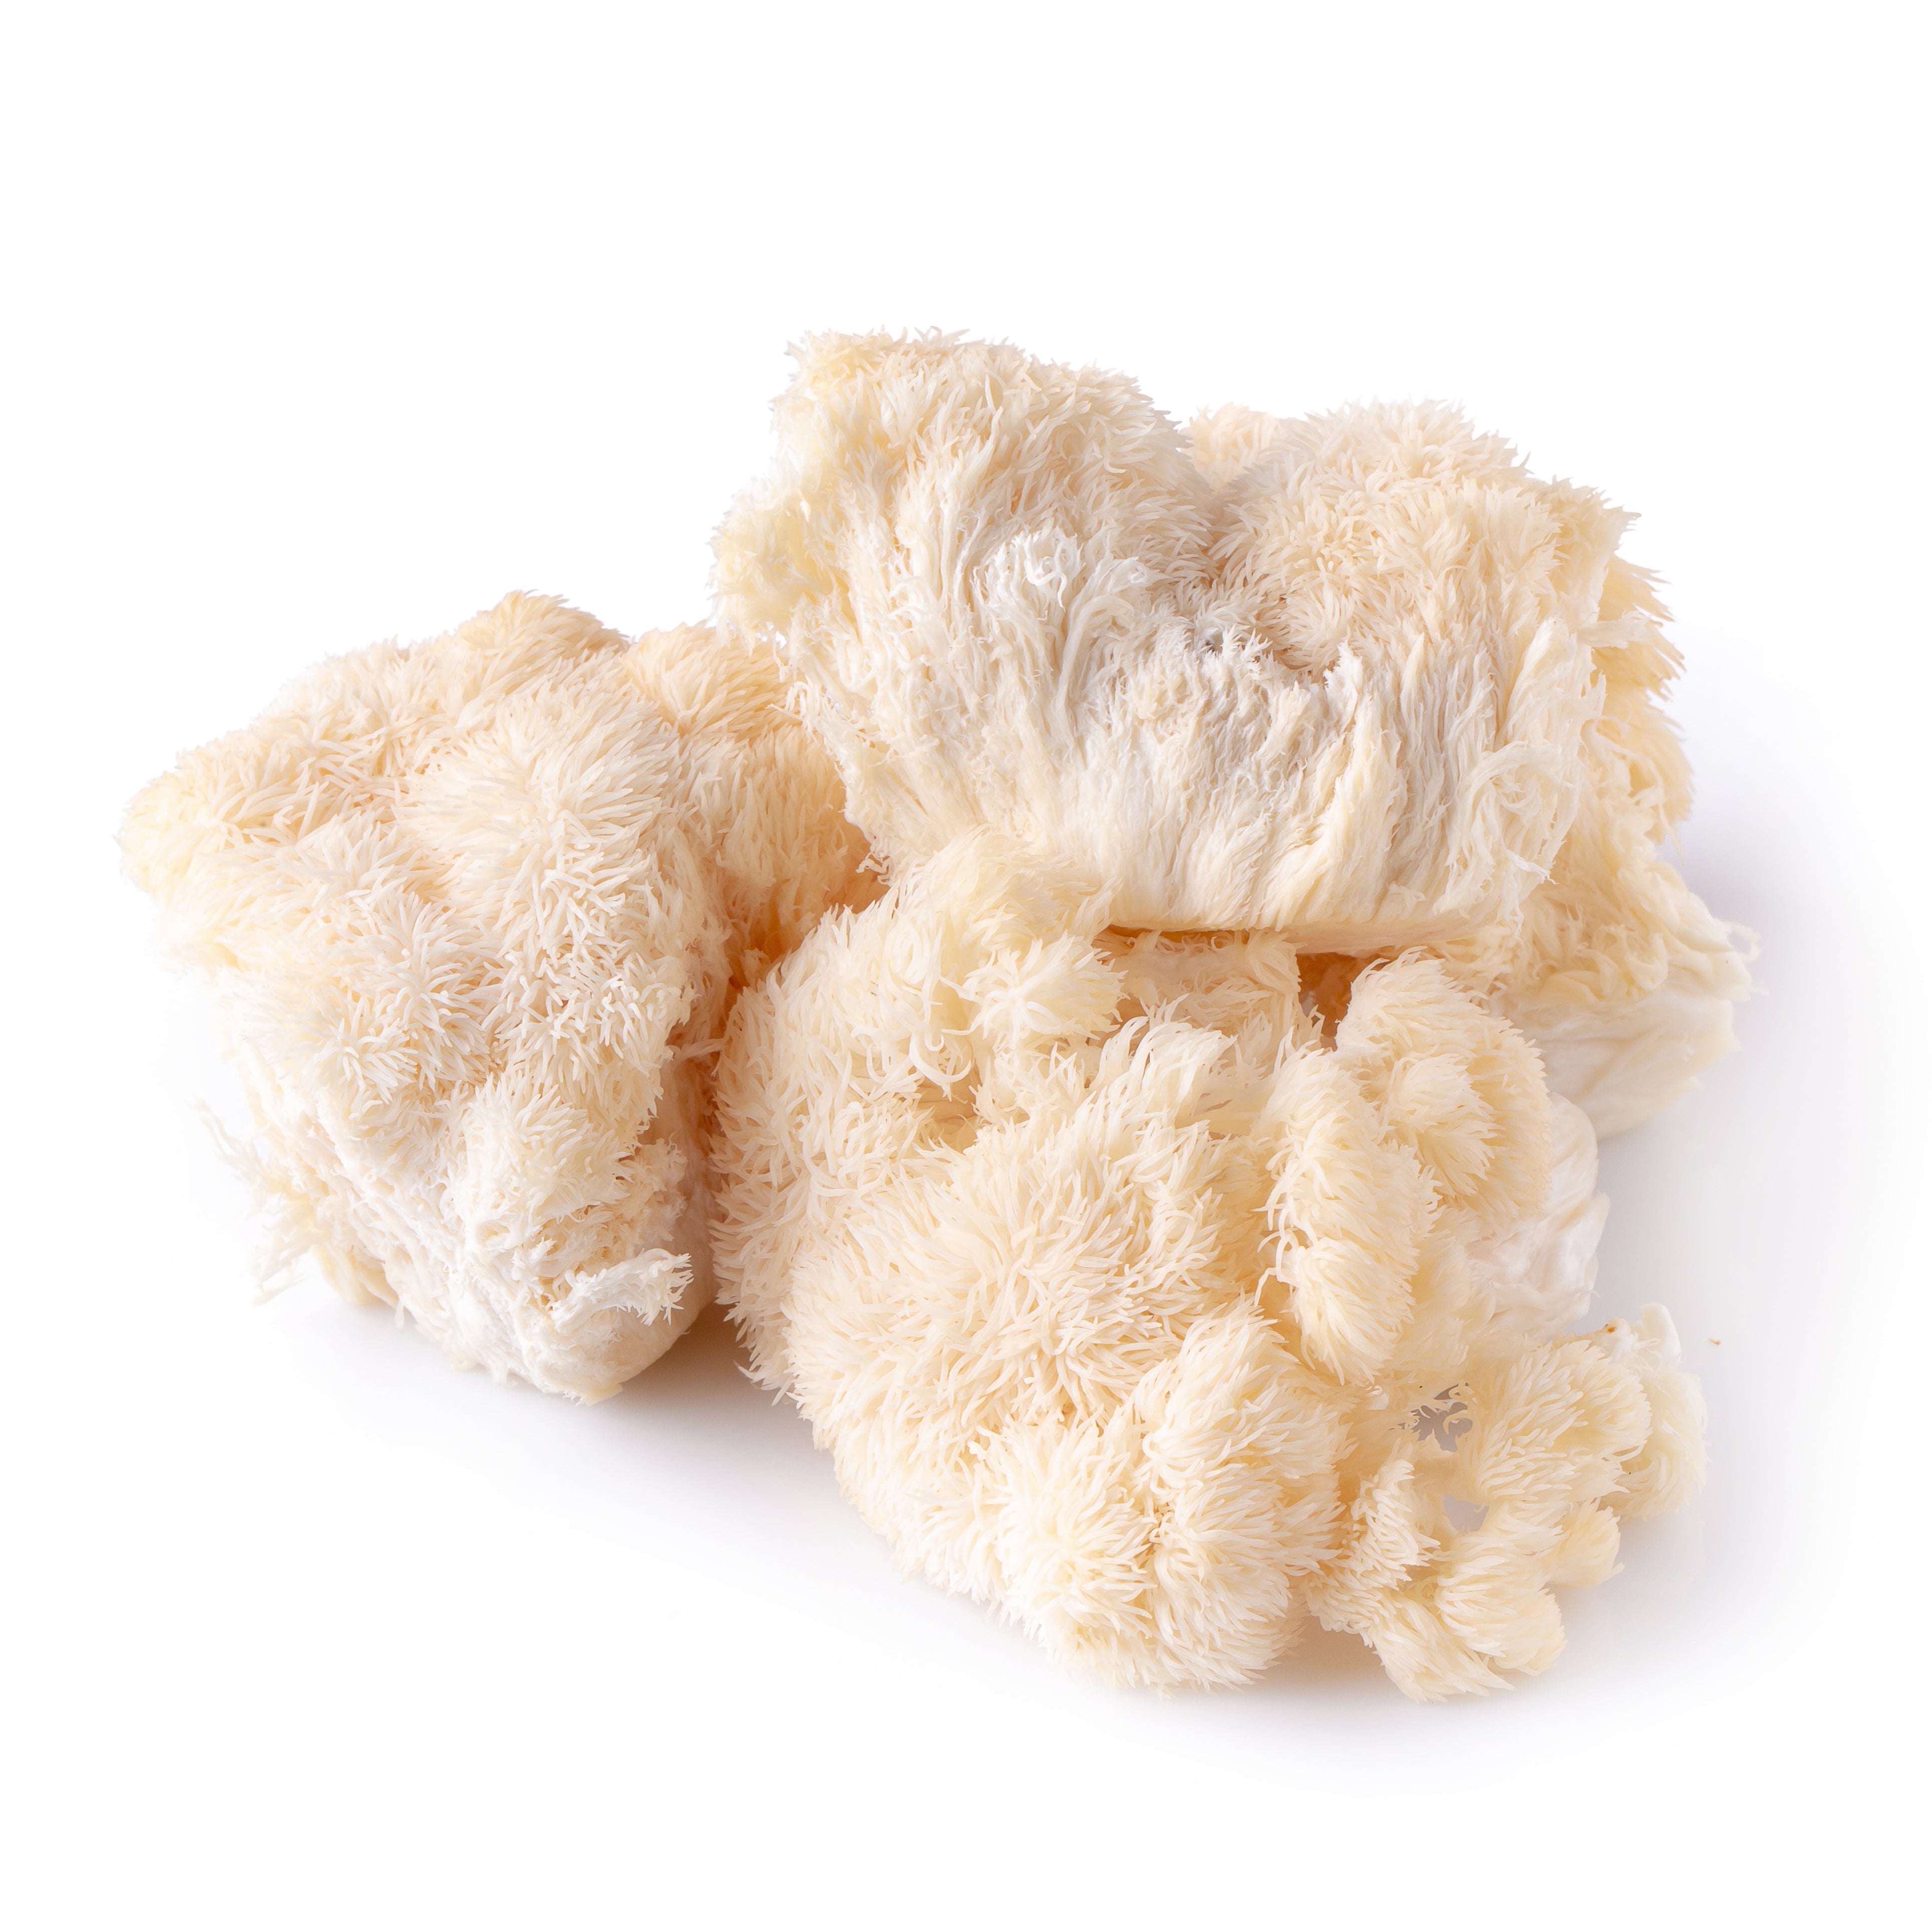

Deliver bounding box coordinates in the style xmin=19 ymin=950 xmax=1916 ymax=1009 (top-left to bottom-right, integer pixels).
xmin=123 ymin=594 xmax=867 ymax=1398
xmin=716 ymin=332 xmax=1614 ymax=947
xmin=710 ymin=838 xmax=1703 ymax=1697
xmin=122 ymin=336 xmax=1732 ymax=1697
xmin=719 ymin=333 xmax=1748 ymax=1130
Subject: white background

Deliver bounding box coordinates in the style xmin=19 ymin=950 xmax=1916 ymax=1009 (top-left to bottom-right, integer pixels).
xmin=5 ymin=5 xmax=1926 ymax=1926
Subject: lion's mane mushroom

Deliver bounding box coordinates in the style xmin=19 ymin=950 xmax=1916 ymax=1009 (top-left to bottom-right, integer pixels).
xmin=122 ymin=334 xmax=1732 ymax=1699
xmin=718 ymin=333 xmax=1747 ymax=1130
xmin=123 ymin=593 xmax=868 ymax=1398
xmin=710 ymin=836 xmax=1702 ymax=1697
xmin=1187 ymin=405 xmax=1749 ymax=1133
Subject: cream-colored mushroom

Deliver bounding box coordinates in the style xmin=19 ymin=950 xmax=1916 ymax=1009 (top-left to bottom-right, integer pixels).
xmin=123 ymin=594 xmax=868 ymax=1398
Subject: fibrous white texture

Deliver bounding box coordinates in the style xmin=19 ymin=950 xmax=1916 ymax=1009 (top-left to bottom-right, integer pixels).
xmin=716 ymin=332 xmax=1613 ymax=949
xmin=1436 ymin=581 xmax=1751 ymax=1136
xmin=718 ymin=332 xmax=1747 ymax=1129
xmin=123 ymin=594 xmax=867 ymax=1399
xmin=710 ymin=837 xmax=1703 ymax=1697
xmin=120 ymin=337 xmax=1727 ymax=1700
xmin=1191 ymin=405 xmax=1751 ymax=1136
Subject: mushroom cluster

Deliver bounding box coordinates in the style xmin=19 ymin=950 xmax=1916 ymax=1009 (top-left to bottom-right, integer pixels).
xmin=125 ymin=334 xmax=1744 ymax=1695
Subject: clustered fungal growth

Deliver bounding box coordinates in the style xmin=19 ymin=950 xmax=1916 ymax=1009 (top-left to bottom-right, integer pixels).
xmin=124 ymin=334 xmax=1744 ymax=1695
xmin=710 ymin=837 xmax=1704 ymax=1695
xmin=716 ymin=335 xmax=1748 ymax=1132
xmin=123 ymin=596 xmax=866 ymax=1397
